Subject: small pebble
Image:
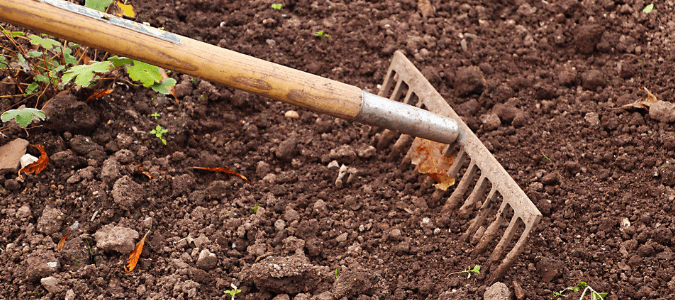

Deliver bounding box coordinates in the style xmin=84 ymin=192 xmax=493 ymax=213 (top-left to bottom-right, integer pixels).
xmin=285 ymin=110 xmax=299 ymax=119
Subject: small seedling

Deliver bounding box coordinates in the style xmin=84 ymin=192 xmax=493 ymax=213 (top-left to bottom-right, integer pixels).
xmin=151 ymin=112 xmax=160 ymax=119
xmin=553 ymin=281 xmax=607 ymax=300
xmin=643 ymin=3 xmax=654 ymax=13
xmin=314 ymin=30 xmax=331 ymax=37
xmin=252 ymin=204 xmax=259 ymax=214
xmin=334 ymin=268 xmax=338 ymax=278
xmin=224 ymin=283 xmax=242 ymax=300
xmin=1 ymin=108 xmax=45 ymax=128
xmin=271 ymin=3 xmax=283 ymax=9
xmin=543 ymin=153 xmax=552 ymax=161
xmin=450 ymin=265 xmax=481 ymax=278
xmin=149 ymin=124 xmax=168 ymax=145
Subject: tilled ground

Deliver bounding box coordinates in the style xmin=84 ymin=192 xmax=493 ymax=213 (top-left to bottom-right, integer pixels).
xmin=2 ymin=0 xmax=675 ymax=299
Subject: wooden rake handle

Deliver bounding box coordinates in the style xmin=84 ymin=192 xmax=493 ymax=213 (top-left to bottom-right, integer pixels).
xmin=0 ymin=0 xmax=362 ymax=119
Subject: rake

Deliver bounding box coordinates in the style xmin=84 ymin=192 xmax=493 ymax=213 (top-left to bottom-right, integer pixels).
xmin=0 ymin=0 xmax=542 ymax=282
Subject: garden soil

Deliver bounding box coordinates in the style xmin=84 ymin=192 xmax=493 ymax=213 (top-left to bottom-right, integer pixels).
xmin=2 ymin=0 xmax=675 ymax=299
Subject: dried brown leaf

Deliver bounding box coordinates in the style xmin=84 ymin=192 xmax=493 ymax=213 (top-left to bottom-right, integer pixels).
xmin=410 ymin=138 xmax=456 ymax=190
xmin=57 ymin=229 xmax=69 ymax=251
xmin=621 ymin=87 xmax=658 ymax=110
xmin=19 ymin=144 xmax=49 ymax=179
xmin=124 ymin=231 xmax=149 ymax=273
xmin=190 ymin=166 xmax=251 ymax=184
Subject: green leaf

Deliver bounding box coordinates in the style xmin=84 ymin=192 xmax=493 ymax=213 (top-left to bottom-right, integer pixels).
xmin=643 ymin=3 xmax=654 ymax=13
xmin=28 ymin=35 xmax=61 ymax=50
xmin=84 ymin=0 xmax=114 ymax=12
xmin=150 ymin=78 xmax=176 ymax=94
xmin=0 ymin=57 xmax=8 ymax=68
xmin=271 ymin=3 xmax=282 ymax=9
xmin=62 ymin=61 xmax=113 ymax=88
xmin=126 ymin=60 xmax=162 ymax=87
xmin=108 ymin=56 xmax=134 ymax=67
xmin=63 ymin=47 xmax=77 ymax=65
xmin=27 ymin=51 xmax=43 ymax=58
xmin=1 ymin=108 xmax=45 ymax=127
xmin=17 ymin=54 xmax=30 ymax=72
xmin=35 ymin=73 xmax=49 ymax=83
xmin=24 ymin=82 xmax=39 ymax=95
xmin=2 ymin=30 xmax=25 ymax=38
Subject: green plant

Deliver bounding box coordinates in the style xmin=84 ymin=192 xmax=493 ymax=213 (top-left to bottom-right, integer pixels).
xmin=334 ymin=268 xmax=338 ymax=278
xmin=314 ymin=30 xmax=331 ymax=37
xmin=1 ymin=108 xmax=45 ymax=127
xmin=643 ymin=3 xmax=654 ymax=13
xmin=553 ymin=282 xmax=607 ymax=300
xmin=224 ymin=283 xmax=242 ymax=300
xmin=151 ymin=112 xmax=160 ymax=119
xmin=149 ymin=124 xmax=168 ymax=145
xmin=271 ymin=3 xmax=283 ymax=9
xmin=450 ymin=265 xmax=481 ymax=278
xmin=252 ymin=204 xmax=259 ymax=214
xmin=543 ymin=153 xmax=552 ymax=161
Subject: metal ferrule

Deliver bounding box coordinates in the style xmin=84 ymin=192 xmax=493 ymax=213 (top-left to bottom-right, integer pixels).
xmin=355 ymin=91 xmax=459 ymax=145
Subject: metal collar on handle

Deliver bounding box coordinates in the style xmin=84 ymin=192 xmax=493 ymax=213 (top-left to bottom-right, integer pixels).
xmin=355 ymin=91 xmax=459 ymax=145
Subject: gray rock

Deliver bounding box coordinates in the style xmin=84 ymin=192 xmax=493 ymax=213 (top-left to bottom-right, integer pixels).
xmin=480 ymin=113 xmax=501 ymax=131
xmin=41 ymin=276 xmax=63 ymax=294
xmin=94 ymin=224 xmax=139 ymax=253
xmin=276 ymin=137 xmax=298 ymax=161
xmin=100 ymin=158 xmax=121 ymax=186
xmin=649 ymin=100 xmax=675 ymax=123
xmin=112 ymin=175 xmax=145 ymax=209
xmin=41 ymin=90 xmax=99 ymax=134
xmin=65 ymin=289 xmax=76 ymax=300
xmin=329 ymin=145 xmax=357 ymax=162
xmin=37 ymin=206 xmax=63 ymax=235
xmin=484 ymin=282 xmax=511 ymax=300
xmin=196 ymin=249 xmax=218 ymax=270
xmin=16 ymin=204 xmax=31 ymax=219
xmin=356 ymin=145 xmax=376 ymax=158
xmin=0 ymin=138 xmax=29 ymax=174
xmin=454 ymin=66 xmax=486 ymax=96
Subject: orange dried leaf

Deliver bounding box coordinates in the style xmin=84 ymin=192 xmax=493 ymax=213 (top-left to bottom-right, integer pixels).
xmin=124 ymin=231 xmax=148 ymax=273
xmin=57 ymin=229 xmax=69 ymax=251
xmin=134 ymin=163 xmax=154 ymax=179
xmin=116 ymin=0 xmax=135 ymax=18
xmin=190 ymin=166 xmax=251 ymax=184
xmin=86 ymin=88 xmax=113 ymax=102
xmin=158 ymin=68 xmax=177 ymax=100
xmin=19 ymin=144 xmax=49 ymax=177
xmin=410 ymin=138 xmax=456 ymax=190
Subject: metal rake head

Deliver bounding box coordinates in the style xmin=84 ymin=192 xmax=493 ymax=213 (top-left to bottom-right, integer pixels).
xmin=376 ymin=51 xmax=542 ymax=282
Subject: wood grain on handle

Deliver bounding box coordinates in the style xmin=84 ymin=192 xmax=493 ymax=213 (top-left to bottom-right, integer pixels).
xmin=0 ymin=0 xmax=363 ymax=119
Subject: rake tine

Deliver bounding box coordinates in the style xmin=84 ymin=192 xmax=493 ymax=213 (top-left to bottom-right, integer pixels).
xmin=443 ymin=161 xmax=477 ymax=211
xmin=462 ymin=186 xmax=498 ymax=242
xmin=474 ymin=201 xmax=508 ymax=255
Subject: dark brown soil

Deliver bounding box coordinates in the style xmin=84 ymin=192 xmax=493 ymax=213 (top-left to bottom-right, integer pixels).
xmin=2 ymin=0 xmax=675 ymax=299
